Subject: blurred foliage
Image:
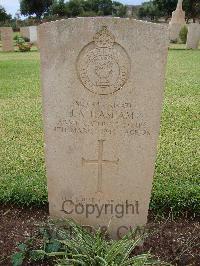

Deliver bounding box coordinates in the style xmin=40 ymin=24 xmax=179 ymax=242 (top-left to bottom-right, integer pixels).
xmin=179 ymin=25 xmax=188 ymax=44
xmin=138 ymin=1 xmax=161 ymax=21
xmin=0 ymin=0 xmax=127 ymax=28
xmin=46 ymin=0 xmax=127 ymax=18
xmin=0 ymin=5 xmax=12 ymax=22
xmin=20 ymin=0 xmax=53 ymax=19
xmin=138 ymin=0 xmax=200 ymax=22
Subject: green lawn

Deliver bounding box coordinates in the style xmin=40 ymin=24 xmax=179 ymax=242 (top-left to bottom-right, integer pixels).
xmin=0 ymin=49 xmax=199 ymax=216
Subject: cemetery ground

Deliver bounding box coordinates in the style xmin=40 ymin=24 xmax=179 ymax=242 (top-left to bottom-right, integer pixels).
xmin=0 ymin=47 xmax=199 ymax=265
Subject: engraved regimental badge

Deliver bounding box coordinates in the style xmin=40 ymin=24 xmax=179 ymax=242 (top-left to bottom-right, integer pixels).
xmin=76 ymin=26 xmax=130 ymax=95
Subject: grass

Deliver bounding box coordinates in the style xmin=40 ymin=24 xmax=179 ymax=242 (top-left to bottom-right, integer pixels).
xmin=153 ymin=49 xmax=200 ymax=215
xmin=0 ymin=51 xmax=46 ymax=205
xmin=0 ymin=47 xmax=199 ymax=215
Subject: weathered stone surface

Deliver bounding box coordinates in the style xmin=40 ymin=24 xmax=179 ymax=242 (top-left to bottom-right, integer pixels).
xmin=0 ymin=27 xmax=13 ymax=52
xmin=186 ymin=23 xmax=200 ymax=49
xmin=29 ymin=26 xmax=38 ymax=43
xmin=169 ymin=0 xmax=185 ymax=41
xmin=20 ymin=27 xmax=30 ymax=39
xmin=39 ymin=17 xmax=169 ymax=238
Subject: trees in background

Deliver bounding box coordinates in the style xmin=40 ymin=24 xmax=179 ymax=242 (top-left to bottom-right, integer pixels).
xmin=0 ymin=5 xmax=12 ymax=22
xmin=138 ymin=0 xmax=200 ymax=22
xmin=20 ymin=0 xmax=53 ymax=19
xmin=183 ymin=0 xmax=200 ymax=22
xmin=1 ymin=0 xmax=199 ymax=25
xmin=0 ymin=0 xmax=127 ymax=29
xmin=152 ymin=0 xmax=176 ymax=20
xmin=19 ymin=0 xmax=127 ymax=20
xmin=154 ymin=0 xmax=200 ymax=21
xmin=138 ymin=1 xmax=161 ymax=21
xmin=112 ymin=1 xmax=127 ymax=17
xmin=49 ymin=0 xmax=68 ymax=17
xmin=49 ymin=0 xmax=127 ymax=18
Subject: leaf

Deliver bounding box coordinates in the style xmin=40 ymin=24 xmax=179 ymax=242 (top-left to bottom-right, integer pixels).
xmin=17 ymin=243 xmax=27 ymax=252
xmin=11 ymin=252 xmax=25 ymax=266
xmin=29 ymin=250 xmax=46 ymax=261
xmin=45 ymin=240 xmax=62 ymax=253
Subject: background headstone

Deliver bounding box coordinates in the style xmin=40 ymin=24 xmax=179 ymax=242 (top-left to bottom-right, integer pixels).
xmin=186 ymin=23 xmax=200 ymax=49
xmin=29 ymin=26 xmax=38 ymax=43
xmin=39 ymin=18 xmax=169 ymax=238
xmin=36 ymin=27 xmax=40 ymax=50
xmin=169 ymin=0 xmax=185 ymax=41
xmin=0 ymin=27 xmax=13 ymax=52
xmin=20 ymin=27 xmax=30 ymax=40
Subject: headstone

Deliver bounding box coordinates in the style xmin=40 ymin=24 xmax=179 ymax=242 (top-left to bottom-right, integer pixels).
xmin=36 ymin=27 xmax=40 ymax=49
xmin=126 ymin=6 xmax=133 ymax=17
xmin=39 ymin=18 xmax=169 ymax=239
xmin=0 ymin=27 xmax=13 ymax=52
xmin=186 ymin=23 xmax=200 ymax=49
xmin=169 ymin=0 xmax=185 ymax=41
xmin=20 ymin=27 xmax=30 ymax=40
xmin=29 ymin=26 xmax=38 ymax=43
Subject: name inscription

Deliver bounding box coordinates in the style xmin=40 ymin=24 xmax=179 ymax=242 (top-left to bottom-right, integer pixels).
xmin=53 ymin=100 xmax=150 ymax=137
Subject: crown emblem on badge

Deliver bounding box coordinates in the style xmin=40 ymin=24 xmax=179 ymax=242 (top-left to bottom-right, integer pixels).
xmin=77 ymin=26 xmax=130 ymax=95
xmin=93 ymin=26 xmax=115 ymax=48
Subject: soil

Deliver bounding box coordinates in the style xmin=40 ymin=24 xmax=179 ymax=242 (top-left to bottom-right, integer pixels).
xmin=0 ymin=204 xmax=199 ymax=266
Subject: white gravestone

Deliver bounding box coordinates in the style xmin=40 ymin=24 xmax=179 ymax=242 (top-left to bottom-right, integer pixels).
xmin=20 ymin=27 xmax=30 ymax=39
xmin=169 ymin=0 xmax=186 ymax=41
xmin=0 ymin=27 xmax=13 ymax=52
xmin=29 ymin=26 xmax=38 ymax=43
xmin=39 ymin=18 xmax=169 ymax=239
xmin=186 ymin=23 xmax=200 ymax=49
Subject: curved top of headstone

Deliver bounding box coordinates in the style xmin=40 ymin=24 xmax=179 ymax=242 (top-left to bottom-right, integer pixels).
xmin=39 ymin=17 xmax=168 ymax=31
xmin=39 ymin=18 xmax=169 ymax=69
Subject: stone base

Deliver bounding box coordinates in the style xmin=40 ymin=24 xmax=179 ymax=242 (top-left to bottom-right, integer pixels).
xmin=186 ymin=23 xmax=200 ymax=49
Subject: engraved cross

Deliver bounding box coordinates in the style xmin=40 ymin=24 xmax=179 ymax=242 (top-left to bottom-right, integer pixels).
xmin=82 ymin=140 xmax=119 ymax=192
